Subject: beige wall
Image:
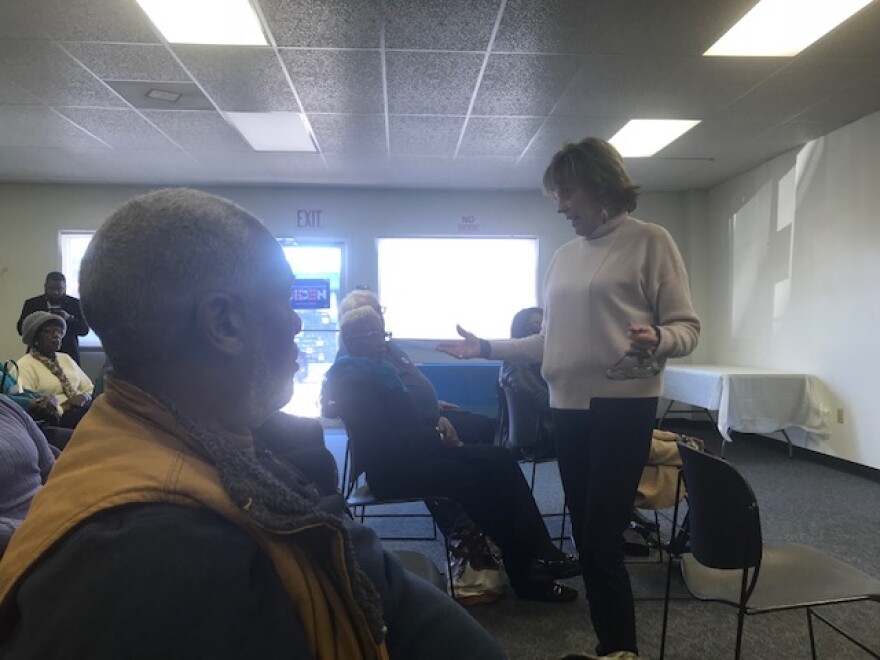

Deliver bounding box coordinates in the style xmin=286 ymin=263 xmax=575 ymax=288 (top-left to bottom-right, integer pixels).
xmin=692 ymin=109 xmax=880 ymax=469
xmin=0 ymin=182 xmax=686 ymax=360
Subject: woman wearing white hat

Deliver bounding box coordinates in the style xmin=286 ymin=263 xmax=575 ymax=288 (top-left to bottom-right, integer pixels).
xmin=17 ymin=311 xmax=94 ymax=428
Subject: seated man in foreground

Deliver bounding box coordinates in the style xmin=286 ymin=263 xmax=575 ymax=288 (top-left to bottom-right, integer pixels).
xmin=322 ymin=306 xmax=581 ymax=603
xmin=0 ymin=188 xmax=504 ymax=660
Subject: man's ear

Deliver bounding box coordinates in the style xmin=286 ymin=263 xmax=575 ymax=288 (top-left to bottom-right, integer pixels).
xmin=195 ymin=292 xmax=248 ymax=357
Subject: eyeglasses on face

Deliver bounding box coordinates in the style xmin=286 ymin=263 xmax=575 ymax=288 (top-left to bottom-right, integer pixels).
xmin=363 ymin=330 xmax=391 ymax=340
xmin=605 ymin=350 xmax=660 ymax=381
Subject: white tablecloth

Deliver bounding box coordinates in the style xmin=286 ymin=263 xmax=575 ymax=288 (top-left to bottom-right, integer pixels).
xmin=662 ymin=365 xmax=831 ymax=442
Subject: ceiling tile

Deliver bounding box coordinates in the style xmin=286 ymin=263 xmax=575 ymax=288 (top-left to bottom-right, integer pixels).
xmin=0 ymin=40 xmax=125 ymax=107
xmin=637 ymin=57 xmax=790 ymax=119
xmin=0 ymin=0 xmax=43 ymax=40
xmin=0 ymin=106 xmax=106 ymax=148
xmin=388 ymin=116 xmax=463 ymax=156
xmin=0 ymin=73 xmax=41 ymax=105
xmin=726 ymin=58 xmax=877 ymax=123
xmin=31 ymin=0 xmax=158 ymax=43
xmin=384 ymin=0 xmax=500 ymax=50
xmin=386 ymin=155 xmax=515 ymax=189
xmin=472 ymin=54 xmax=580 ymax=116
xmin=259 ymin=0 xmax=382 ymax=48
xmin=57 ymin=107 xmax=178 ymax=150
xmin=798 ymin=0 xmax=880 ymax=63
xmin=622 ymin=158 xmax=704 ymax=192
xmin=494 ymin=0 xmax=753 ymax=55
xmin=280 ymin=49 xmax=382 ymax=114
xmin=63 ymin=43 xmax=189 ymax=82
xmin=308 ymin=113 xmax=386 ymax=156
xmin=521 ymin=116 xmax=627 ymax=162
xmin=59 ymin=147 xmax=203 ymax=184
xmin=386 ymin=51 xmax=483 ymax=115
xmin=795 ymin=75 xmax=880 ymax=124
xmin=552 ymin=55 xmax=683 ymax=118
xmin=190 ymin=150 xmax=327 ymax=183
xmin=659 ymin=116 xmax=779 ymax=159
xmin=458 ymin=116 xmax=543 ymax=156
xmin=140 ymin=110 xmax=251 ymax=152
xmin=174 ymin=45 xmax=298 ymax=112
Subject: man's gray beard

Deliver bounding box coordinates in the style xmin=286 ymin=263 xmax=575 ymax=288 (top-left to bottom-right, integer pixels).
xmin=246 ymin=338 xmax=294 ymax=427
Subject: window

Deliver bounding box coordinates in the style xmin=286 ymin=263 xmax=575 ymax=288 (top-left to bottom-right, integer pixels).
xmin=377 ymin=237 xmax=538 ymax=339
xmin=59 ymin=232 xmax=100 ymax=348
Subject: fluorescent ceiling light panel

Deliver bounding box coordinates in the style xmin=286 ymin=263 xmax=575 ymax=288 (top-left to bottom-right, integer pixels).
xmin=704 ymin=0 xmax=874 ymax=56
xmin=225 ymin=112 xmax=317 ymax=152
xmin=136 ymin=0 xmax=267 ymax=45
xmin=609 ymin=119 xmax=701 ymax=157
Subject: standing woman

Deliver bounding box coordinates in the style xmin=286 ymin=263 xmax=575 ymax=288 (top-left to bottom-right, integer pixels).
xmin=438 ymin=138 xmax=700 ymax=660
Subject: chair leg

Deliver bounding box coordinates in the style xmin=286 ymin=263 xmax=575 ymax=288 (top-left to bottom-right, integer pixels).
xmin=558 ymin=505 xmax=568 ymax=550
xmin=734 ymin=604 xmax=746 ymax=660
xmin=807 ymin=606 xmax=880 ymax=659
xmin=444 ymin=533 xmax=456 ymax=601
xmin=659 ymin=550 xmax=675 ymax=660
xmin=807 ymin=609 xmax=818 ymax=660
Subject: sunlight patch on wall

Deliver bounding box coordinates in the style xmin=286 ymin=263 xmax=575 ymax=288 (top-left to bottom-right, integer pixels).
xmin=730 ymin=182 xmax=773 ymax=341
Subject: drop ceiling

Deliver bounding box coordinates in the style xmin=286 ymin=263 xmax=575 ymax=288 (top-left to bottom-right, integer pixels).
xmin=1 ymin=0 xmax=879 ymax=191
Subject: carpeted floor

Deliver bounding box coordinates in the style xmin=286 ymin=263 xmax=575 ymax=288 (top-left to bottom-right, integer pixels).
xmin=323 ymin=421 xmax=880 ymax=659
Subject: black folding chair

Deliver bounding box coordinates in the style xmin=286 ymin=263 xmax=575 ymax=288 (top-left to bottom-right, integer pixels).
xmin=660 ymin=442 xmax=880 ymax=659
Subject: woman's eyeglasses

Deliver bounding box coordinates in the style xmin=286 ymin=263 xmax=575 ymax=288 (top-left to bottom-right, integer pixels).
xmin=364 ymin=330 xmax=392 ymax=340
xmin=605 ymin=350 xmax=660 ymax=380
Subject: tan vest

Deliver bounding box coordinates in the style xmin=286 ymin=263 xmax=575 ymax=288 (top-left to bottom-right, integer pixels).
xmin=0 ymin=381 xmax=388 ymax=660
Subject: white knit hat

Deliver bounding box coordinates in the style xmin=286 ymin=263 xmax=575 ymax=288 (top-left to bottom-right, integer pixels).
xmin=21 ymin=311 xmax=67 ymax=346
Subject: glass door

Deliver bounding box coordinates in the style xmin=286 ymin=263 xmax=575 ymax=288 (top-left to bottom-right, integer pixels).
xmin=279 ymin=242 xmax=343 ymax=417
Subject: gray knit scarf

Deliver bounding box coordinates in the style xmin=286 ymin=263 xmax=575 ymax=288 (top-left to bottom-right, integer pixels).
xmin=163 ymin=399 xmax=386 ymax=644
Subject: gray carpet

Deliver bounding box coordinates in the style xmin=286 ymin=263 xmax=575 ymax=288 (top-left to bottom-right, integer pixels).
xmin=323 ymin=423 xmax=880 ymax=659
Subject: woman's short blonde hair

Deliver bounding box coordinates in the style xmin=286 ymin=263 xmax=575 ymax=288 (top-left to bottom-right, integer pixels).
xmin=542 ymin=137 xmax=640 ymax=214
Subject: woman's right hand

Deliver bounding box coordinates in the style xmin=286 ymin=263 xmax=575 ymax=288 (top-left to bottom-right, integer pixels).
xmin=435 ymin=324 xmax=482 ymax=360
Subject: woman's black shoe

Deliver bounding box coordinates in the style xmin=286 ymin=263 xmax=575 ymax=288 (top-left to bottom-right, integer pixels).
xmin=515 ymin=581 xmax=578 ymax=603
xmin=527 ymin=554 xmax=581 ymax=581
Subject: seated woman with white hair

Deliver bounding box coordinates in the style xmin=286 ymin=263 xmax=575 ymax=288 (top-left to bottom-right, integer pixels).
xmin=16 ymin=312 xmax=93 ymax=429
xmin=322 ymin=305 xmax=581 ymax=604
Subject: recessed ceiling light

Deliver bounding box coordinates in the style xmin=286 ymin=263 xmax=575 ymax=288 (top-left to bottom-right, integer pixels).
xmin=224 ymin=112 xmax=317 ymax=152
xmin=609 ymin=119 xmax=701 ymax=157
xmin=146 ymin=88 xmax=182 ymax=103
xmin=704 ymin=0 xmax=875 ymax=57
xmin=136 ymin=0 xmax=268 ymax=46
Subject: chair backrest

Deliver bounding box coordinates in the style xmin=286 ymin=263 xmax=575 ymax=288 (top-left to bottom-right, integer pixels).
xmin=678 ymin=443 xmax=763 ymax=570
xmin=500 ymin=383 xmax=545 ymax=454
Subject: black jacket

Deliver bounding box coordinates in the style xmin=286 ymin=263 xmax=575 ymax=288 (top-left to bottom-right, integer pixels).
xmin=17 ymin=295 xmax=89 ymax=364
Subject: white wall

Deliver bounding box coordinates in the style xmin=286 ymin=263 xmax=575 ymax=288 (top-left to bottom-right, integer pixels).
xmin=692 ymin=109 xmax=880 ymax=469
xmin=0 ymin=182 xmax=686 ymax=362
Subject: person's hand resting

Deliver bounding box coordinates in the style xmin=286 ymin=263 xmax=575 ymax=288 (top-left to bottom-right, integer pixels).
xmin=628 ymin=323 xmax=660 ymax=353
xmin=438 ymin=400 xmax=460 ymax=411
xmin=435 ymin=325 xmax=482 ymax=360
xmin=436 ymin=416 xmax=463 ymax=447
xmin=62 ymin=394 xmax=91 ymax=410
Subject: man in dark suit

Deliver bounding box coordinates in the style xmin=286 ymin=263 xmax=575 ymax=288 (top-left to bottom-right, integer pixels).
xmin=17 ymin=272 xmax=89 ymax=364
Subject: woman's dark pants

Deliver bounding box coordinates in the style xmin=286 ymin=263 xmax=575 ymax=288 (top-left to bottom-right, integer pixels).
xmin=552 ymin=397 xmax=656 ymax=656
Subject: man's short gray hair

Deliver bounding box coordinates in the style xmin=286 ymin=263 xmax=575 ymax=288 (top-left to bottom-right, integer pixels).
xmin=338 ymin=290 xmax=381 ymax=318
xmin=80 ymin=188 xmax=281 ymax=376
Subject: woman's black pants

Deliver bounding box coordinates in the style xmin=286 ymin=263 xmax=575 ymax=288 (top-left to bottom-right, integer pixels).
xmin=366 ymin=444 xmax=551 ymax=566
xmin=552 ymin=397 xmax=656 ymax=656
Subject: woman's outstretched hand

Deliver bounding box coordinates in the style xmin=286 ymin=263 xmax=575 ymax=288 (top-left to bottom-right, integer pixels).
xmin=435 ymin=324 xmax=482 ymax=360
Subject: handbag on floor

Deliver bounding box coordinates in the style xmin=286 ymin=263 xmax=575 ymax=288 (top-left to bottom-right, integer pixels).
xmin=447 ymin=529 xmax=504 ymax=606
